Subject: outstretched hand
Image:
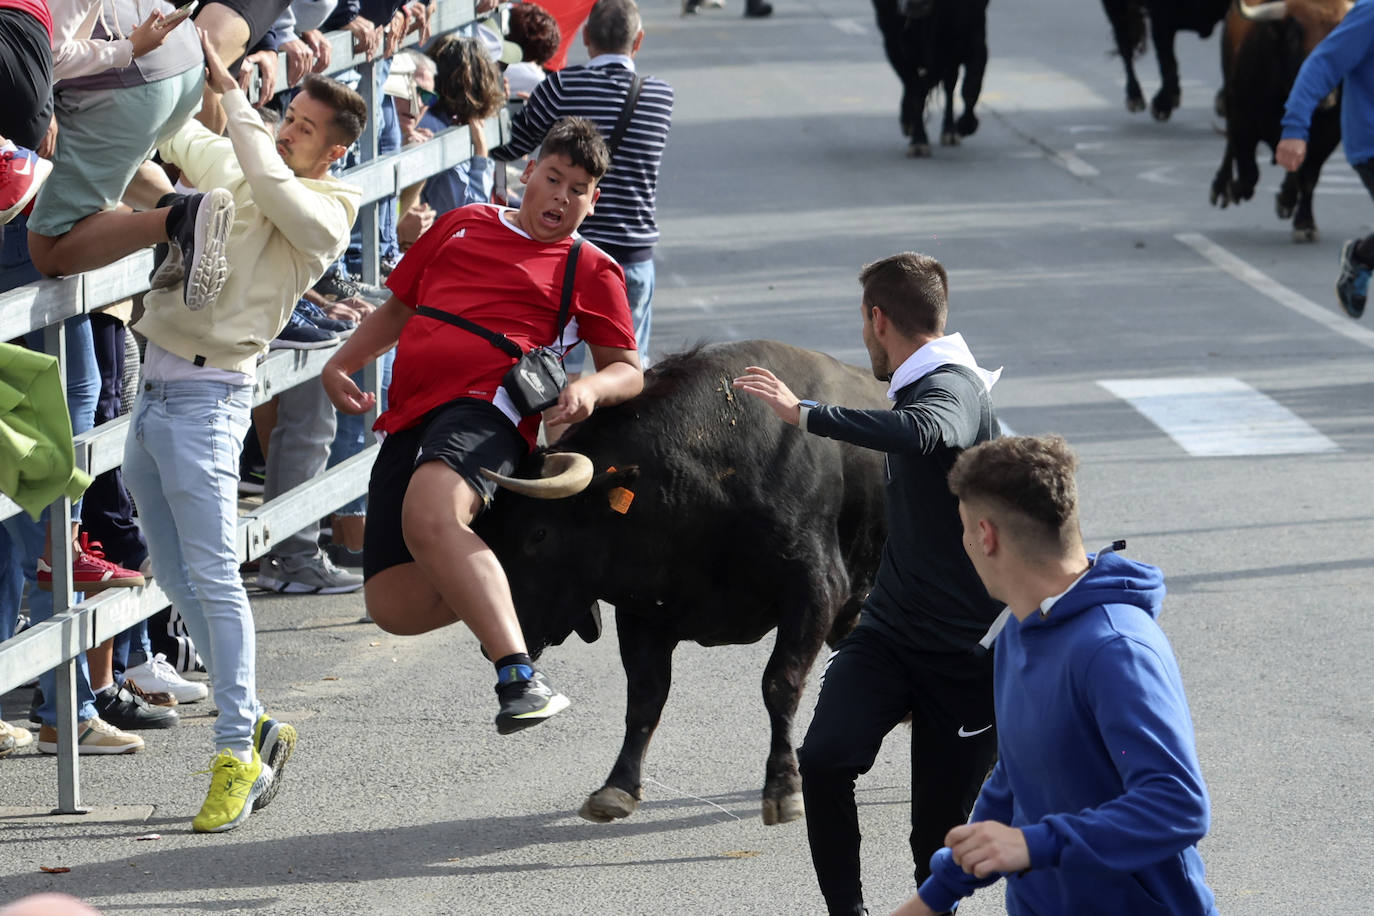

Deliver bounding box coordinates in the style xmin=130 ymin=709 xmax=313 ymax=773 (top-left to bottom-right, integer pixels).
xmin=197 ymin=28 xmax=239 ymax=94
xmin=731 ymin=365 xmax=801 ymax=426
xmin=322 ymin=362 xmax=376 ymax=415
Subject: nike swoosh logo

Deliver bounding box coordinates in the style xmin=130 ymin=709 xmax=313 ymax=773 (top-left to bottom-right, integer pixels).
xmin=957 ymin=724 xmax=993 ymax=738
xmin=12 ymin=157 xmax=32 ymax=176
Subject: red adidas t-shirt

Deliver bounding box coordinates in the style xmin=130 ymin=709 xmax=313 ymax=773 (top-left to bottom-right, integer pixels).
xmin=379 ymin=204 xmax=637 ymax=446
xmin=0 ymin=0 xmax=52 ymax=37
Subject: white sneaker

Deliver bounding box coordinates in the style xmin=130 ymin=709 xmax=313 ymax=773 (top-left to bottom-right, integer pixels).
xmin=37 ymin=717 xmax=145 ymax=755
xmin=124 ymin=653 xmax=209 ymax=703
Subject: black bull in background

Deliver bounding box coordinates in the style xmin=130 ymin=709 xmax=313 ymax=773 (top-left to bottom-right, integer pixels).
xmin=871 ymin=0 xmax=990 ymax=157
xmin=1099 ymin=0 xmax=1230 ymax=120
xmin=476 ymin=340 xmax=889 ymax=825
xmin=1210 ymin=0 xmax=1347 ymax=242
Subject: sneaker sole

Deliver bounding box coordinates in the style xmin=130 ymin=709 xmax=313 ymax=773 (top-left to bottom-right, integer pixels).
xmin=267 ymin=336 xmax=342 ymax=350
xmin=36 ymin=577 xmax=145 ymax=593
xmin=37 ymin=740 xmax=144 ymax=755
xmin=195 ymin=766 xmax=271 ymax=833
xmin=254 ymin=575 xmax=362 ymax=595
xmin=0 ymin=156 xmax=52 ymax=224
xmin=495 ymin=692 xmax=571 ymax=735
xmin=184 ymin=188 xmax=234 ymax=312
xmin=254 ymin=722 xmax=296 ymax=811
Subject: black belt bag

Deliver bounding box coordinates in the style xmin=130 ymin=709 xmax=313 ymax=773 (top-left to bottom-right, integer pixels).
xmin=416 ymin=239 xmax=582 ymax=417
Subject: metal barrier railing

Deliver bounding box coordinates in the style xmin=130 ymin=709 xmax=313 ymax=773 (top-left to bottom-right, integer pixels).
xmin=0 ymin=0 xmax=509 ymax=811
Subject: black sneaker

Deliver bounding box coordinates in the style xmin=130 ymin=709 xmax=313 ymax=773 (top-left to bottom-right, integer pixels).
xmin=494 ymin=669 xmax=570 ymax=734
xmin=269 ymin=321 xmax=339 ymax=350
xmin=313 ymin=272 xmax=390 ymax=307
xmin=1335 ymin=239 xmax=1370 ymax=319
xmin=93 ymin=684 xmax=179 ymax=730
xmin=157 ymin=189 xmax=235 ymax=311
xmin=252 ymin=713 xmax=297 ymax=811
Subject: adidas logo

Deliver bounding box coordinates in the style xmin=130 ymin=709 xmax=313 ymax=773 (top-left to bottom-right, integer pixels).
xmin=452 ymin=228 xmax=467 ymax=239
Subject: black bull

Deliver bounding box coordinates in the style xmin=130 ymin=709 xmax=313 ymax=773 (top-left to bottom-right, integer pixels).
xmin=872 ymin=0 xmax=990 ymax=157
xmin=476 ymin=340 xmax=889 ymax=825
xmin=1100 ymin=0 xmax=1230 ymax=120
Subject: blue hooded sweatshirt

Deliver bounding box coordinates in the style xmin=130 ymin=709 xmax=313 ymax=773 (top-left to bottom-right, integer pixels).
xmin=918 ymin=550 xmax=1218 ymax=915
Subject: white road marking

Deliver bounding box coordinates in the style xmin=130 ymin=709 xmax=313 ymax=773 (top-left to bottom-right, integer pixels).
xmin=830 ymin=17 xmax=866 ymax=35
xmin=1052 ymin=151 xmax=1100 ymax=178
xmin=1177 ymin=232 xmax=1374 ymax=350
xmin=1097 ymin=377 xmax=1340 ymax=456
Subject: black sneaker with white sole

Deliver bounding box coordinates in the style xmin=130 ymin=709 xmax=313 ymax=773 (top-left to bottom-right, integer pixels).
xmin=494 ymin=670 xmax=570 ymax=734
xmin=157 ymin=189 xmax=234 ymax=311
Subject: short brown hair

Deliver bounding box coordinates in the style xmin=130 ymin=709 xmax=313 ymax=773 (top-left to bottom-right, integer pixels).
xmin=537 ymin=116 xmax=610 ymax=181
xmin=301 ymin=74 xmax=367 ymax=146
xmin=948 ymin=435 xmax=1081 ymax=556
xmin=858 ymin=252 xmax=948 ymax=337
xmin=507 ymin=2 xmax=561 ymax=65
xmin=584 ymin=0 xmax=640 ymax=54
xmin=429 ymin=34 xmax=507 ymax=122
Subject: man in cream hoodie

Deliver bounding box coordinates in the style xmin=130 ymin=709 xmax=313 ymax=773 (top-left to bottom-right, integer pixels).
xmin=122 ymin=30 xmax=363 ymax=833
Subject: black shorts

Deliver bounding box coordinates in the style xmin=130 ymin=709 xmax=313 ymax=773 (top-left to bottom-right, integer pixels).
xmin=363 ymin=397 xmax=528 ymax=581
xmin=0 ymin=8 xmax=53 ymax=150
xmin=195 ymin=0 xmax=292 ymax=59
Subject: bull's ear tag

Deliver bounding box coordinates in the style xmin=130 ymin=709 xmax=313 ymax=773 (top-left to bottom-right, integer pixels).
xmin=608 ymin=487 xmax=635 ymax=514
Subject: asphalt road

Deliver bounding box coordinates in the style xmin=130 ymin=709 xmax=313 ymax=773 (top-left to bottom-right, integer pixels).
xmin=5 ymin=0 xmax=1374 ymax=913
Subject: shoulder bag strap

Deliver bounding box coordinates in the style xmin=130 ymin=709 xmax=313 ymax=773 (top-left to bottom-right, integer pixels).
xmin=414 ymin=238 xmax=583 ymax=356
xmin=605 ymin=73 xmax=646 ymax=158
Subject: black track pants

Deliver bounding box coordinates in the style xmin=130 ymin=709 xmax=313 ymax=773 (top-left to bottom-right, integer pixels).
xmin=797 ymin=623 xmax=998 ymax=915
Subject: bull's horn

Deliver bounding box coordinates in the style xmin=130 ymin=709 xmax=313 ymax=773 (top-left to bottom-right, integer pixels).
xmin=480 ymin=451 xmax=594 ymax=499
xmin=1235 ymin=0 xmax=1287 ymax=20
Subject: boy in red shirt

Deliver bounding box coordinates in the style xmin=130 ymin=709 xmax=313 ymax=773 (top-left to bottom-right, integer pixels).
xmin=322 ymin=116 xmax=642 ymax=733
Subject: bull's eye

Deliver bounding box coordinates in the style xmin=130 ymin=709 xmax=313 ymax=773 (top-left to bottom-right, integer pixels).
xmin=529 ymin=529 xmax=547 ymax=545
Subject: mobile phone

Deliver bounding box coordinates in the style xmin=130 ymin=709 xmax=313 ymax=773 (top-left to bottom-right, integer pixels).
xmin=162 ymin=0 xmax=198 ymax=26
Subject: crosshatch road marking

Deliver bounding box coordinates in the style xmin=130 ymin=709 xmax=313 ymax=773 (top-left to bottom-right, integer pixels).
xmin=1097 ymin=377 xmax=1341 ymax=457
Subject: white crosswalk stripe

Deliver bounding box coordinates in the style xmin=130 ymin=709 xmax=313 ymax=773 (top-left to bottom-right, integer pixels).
xmin=1096 ymin=377 xmax=1340 ymax=457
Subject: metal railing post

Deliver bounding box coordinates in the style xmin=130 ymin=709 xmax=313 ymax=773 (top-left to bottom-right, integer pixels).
xmin=42 ymin=319 xmax=85 ymax=814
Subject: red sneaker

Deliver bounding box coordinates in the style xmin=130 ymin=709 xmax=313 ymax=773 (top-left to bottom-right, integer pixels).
xmin=0 ymin=145 xmax=51 ymax=225
xmin=36 ymin=533 xmax=146 ymax=593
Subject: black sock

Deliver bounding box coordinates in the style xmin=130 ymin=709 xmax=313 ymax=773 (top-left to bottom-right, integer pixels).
xmin=494 ymin=653 xmax=534 ymax=683
xmin=159 ymin=193 xmax=186 ymax=237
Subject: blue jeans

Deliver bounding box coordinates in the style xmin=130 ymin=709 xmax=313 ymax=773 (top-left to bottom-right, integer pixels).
xmin=12 ymin=315 xmax=101 ymax=725
xmin=565 ymin=257 xmax=656 ymax=374
xmin=123 ymin=379 xmax=261 ymax=752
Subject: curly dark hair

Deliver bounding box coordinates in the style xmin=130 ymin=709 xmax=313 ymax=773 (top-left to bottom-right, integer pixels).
xmin=429 ymin=34 xmax=506 ymax=122
xmin=507 ymin=3 xmax=561 ymax=66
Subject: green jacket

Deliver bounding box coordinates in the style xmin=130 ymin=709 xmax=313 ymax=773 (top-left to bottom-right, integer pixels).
xmin=0 ymin=342 xmax=92 ymax=521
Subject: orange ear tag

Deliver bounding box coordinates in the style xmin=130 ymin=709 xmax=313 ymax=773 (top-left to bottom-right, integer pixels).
xmin=608 ymin=487 xmax=635 ymax=514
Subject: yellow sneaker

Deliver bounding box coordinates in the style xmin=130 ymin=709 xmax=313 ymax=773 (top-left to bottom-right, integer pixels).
xmin=252 ymin=714 xmax=296 ymax=811
xmin=192 ymin=749 xmax=271 ymax=833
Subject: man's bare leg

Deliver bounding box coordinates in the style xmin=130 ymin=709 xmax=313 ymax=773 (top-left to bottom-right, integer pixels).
xmin=27 ymin=210 xmax=170 ymax=277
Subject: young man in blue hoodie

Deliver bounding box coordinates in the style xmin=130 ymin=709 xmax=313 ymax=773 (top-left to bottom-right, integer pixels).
xmin=892 ymin=435 xmax=1217 ymax=916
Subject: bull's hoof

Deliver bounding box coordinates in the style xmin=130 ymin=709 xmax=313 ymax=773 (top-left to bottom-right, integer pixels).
xmin=579 ymin=786 xmax=640 ymax=823
xmin=1151 ymin=89 xmax=1179 ymax=122
xmin=1292 ymin=225 xmax=1319 ymax=244
xmin=1275 ymin=191 xmax=1298 ymax=221
xmin=907 ymin=142 xmax=932 ymax=158
xmin=761 ymin=792 xmax=805 ymax=825
xmin=956 ymin=111 xmax=979 ymax=137
xmin=1209 ymin=182 xmax=1231 ymax=209
xmin=940 ymin=130 xmax=959 ymax=147
xmin=1126 ymin=94 xmax=1146 ymax=114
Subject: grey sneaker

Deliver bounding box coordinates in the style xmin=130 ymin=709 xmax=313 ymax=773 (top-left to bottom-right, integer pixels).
xmin=255 ymin=554 xmax=363 ymax=595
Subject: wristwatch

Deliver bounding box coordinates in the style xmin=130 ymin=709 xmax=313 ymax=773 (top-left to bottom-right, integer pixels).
xmin=798 ymin=399 xmax=820 ymax=432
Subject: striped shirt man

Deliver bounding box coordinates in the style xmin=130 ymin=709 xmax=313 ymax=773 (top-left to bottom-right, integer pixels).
xmin=493 ymin=54 xmax=674 ymax=263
